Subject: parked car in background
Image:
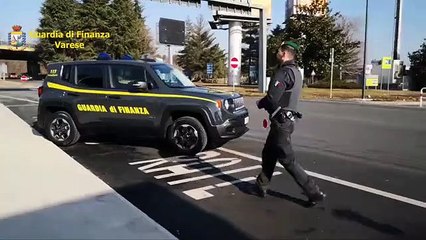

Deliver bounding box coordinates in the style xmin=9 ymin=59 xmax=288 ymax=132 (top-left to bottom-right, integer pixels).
xmin=9 ymin=73 xmax=18 ymax=79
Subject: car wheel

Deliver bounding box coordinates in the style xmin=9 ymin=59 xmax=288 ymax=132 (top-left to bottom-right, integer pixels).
xmin=167 ymin=116 xmax=208 ymax=155
xmin=45 ymin=111 xmax=80 ymax=146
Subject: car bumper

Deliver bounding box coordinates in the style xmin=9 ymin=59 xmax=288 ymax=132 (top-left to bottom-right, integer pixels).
xmin=209 ymin=111 xmax=249 ymax=140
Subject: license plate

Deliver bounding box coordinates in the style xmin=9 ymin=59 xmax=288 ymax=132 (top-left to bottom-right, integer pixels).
xmin=244 ymin=116 xmax=249 ymax=125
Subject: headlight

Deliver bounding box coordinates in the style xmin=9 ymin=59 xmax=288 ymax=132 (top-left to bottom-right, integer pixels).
xmin=224 ymin=99 xmax=230 ymax=109
xmin=224 ymin=99 xmax=235 ymax=111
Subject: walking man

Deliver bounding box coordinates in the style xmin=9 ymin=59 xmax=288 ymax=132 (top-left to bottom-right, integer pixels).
xmin=255 ymin=41 xmax=326 ymax=205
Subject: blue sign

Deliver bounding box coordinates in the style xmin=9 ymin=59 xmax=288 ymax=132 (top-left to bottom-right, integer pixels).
xmin=207 ymin=63 xmax=214 ymax=75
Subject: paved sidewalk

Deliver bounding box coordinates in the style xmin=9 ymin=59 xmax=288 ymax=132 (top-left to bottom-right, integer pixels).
xmin=0 ymin=79 xmax=42 ymax=89
xmin=0 ymin=103 xmax=177 ymax=239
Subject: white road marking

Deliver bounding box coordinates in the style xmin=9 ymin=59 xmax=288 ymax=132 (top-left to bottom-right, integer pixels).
xmin=218 ymin=147 xmax=426 ymax=209
xmin=153 ymin=158 xmax=241 ymax=179
xmin=183 ymin=172 xmax=282 ymax=200
xmin=128 ymin=151 xmax=220 ymax=166
xmin=168 ymin=165 xmax=261 ymax=186
xmin=0 ymin=95 xmax=38 ymax=103
xmin=215 ymin=172 xmax=282 ymax=188
xmin=130 ymin=152 xmax=244 ymax=180
xmin=183 ymin=186 xmax=216 ymax=200
xmin=129 ymin=151 xmax=266 ymax=200
xmin=147 ymin=158 xmax=241 ymax=174
xmin=137 ymin=159 xmax=168 ymax=171
xmin=214 ymin=176 xmax=257 ymax=188
xmin=5 ymin=104 xmax=38 ymax=108
xmin=129 ymin=150 xmax=285 ymax=200
xmin=129 ymin=158 xmax=167 ymax=166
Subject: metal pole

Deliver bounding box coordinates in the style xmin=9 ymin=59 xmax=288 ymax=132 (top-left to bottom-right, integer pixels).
xmin=393 ymin=0 xmax=403 ymax=60
xmin=361 ymin=0 xmax=369 ymax=99
xmin=258 ymin=8 xmax=267 ymax=93
xmin=167 ymin=45 xmax=172 ymax=65
xmin=387 ymin=68 xmax=391 ymax=91
xmin=228 ymin=21 xmax=242 ymax=86
xmin=330 ymin=48 xmax=334 ymax=98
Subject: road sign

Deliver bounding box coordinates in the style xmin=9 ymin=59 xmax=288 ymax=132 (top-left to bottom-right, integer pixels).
xmin=366 ymin=75 xmax=379 ymax=87
xmin=230 ymin=57 xmax=239 ymax=69
xmin=329 ymin=48 xmax=334 ymax=63
xmin=207 ymin=63 xmax=214 ymax=75
xmin=382 ymin=57 xmax=392 ymax=70
xmin=366 ymin=64 xmax=373 ymax=75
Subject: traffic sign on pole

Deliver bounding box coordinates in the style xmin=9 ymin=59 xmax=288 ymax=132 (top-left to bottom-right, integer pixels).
xmin=230 ymin=57 xmax=239 ymax=69
xmin=207 ymin=63 xmax=214 ymax=79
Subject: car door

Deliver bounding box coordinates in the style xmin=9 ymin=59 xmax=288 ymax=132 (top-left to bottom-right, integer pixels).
xmin=65 ymin=63 xmax=111 ymax=133
xmin=105 ymin=64 xmax=161 ymax=137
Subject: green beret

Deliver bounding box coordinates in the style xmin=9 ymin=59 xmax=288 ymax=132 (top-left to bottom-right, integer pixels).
xmin=281 ymin=41 xmax=300 ymax=51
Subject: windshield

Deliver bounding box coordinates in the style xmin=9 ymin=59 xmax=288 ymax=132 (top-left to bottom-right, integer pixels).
xmin=151 ymin=64 xmax=195 ymax=88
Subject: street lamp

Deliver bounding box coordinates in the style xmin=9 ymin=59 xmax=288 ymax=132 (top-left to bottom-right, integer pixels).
xmin=361 ymin=0 xmax=369 ymax=99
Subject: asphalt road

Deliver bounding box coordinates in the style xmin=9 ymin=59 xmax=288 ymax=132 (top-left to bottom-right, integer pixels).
xmin=1 ymin=89 xmax=426 ymax=240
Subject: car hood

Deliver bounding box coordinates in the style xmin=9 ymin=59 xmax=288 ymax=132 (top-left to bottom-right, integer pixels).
xmin=177 ymin=86 xmax=241 ymax=100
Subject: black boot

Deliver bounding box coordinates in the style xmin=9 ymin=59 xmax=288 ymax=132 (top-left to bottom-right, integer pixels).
xmin=303 ymin=178 xmax=326 ymax=205
xmin=307 ymin=190 xmax=326 ymax=205
xmin=255 ymin=181 xmax=267 ymax=198
xmin=254 ymin=177 xmax=267 ymax=198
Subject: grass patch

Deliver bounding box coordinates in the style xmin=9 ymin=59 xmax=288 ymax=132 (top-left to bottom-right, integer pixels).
xmin=195 ymin=83 xmax=420 ymax=101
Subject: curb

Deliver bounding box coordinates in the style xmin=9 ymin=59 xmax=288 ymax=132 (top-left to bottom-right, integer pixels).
xmin=0 ymin=88 xmax=38 ymax=91
xmin=300 ymin=99 xmax=425 ymax=110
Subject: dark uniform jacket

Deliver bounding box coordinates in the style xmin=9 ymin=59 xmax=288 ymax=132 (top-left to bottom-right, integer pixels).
xmin=257 ymin=60 xmax=301 ymax=115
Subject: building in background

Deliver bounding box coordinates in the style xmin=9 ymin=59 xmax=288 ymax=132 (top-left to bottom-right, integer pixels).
xmin=285 ymin=0 xmax=328 ymax=20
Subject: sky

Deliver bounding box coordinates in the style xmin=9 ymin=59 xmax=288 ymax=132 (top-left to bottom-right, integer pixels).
xmin=1 ymin=0 xmax=425 ymax=64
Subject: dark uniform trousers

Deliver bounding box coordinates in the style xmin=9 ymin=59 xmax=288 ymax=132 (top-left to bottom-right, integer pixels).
xmin=257 ymin=116 xmax=319 ymax=196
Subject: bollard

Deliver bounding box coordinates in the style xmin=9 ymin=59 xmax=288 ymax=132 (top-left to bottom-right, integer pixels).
xmin=421 ymin=88 xmax=426 ymax=108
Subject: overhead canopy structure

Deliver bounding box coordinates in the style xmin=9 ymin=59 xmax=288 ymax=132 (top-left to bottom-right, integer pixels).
xmin=148 ymin=0 xmax=272 ymax=92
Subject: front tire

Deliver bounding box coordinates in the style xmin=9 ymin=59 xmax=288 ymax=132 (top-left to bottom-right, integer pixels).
xmin=45 ymin=111 xmax=80 ymax=146
xmin=167 ymin=116 xmax=208 ymax=155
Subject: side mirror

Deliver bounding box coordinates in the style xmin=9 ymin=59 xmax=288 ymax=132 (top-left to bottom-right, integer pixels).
xmin=131 ymin=81 xmax=148 ymax=90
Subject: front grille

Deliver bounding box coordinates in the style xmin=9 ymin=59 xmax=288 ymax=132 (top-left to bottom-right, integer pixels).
xmin=233 ymin=97 xmax=244 ymax=110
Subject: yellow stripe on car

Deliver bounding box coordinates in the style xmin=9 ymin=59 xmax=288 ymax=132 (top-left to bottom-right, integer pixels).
xmin=47 ymin=82 xmax=218 ymax=105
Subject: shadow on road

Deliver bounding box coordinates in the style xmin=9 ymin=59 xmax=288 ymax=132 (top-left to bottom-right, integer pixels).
xmin=156 ymin=147 xmax=313 ymax=208
xmin=20 ymin=124 xmax=258 ymax=239
xmin=267 ymin=190 xmax=314 ymax=208
xmin=117 ymin=181 xmax=254 ymax=240
xmin=332 ymin=209 xmax=405 ymax=236
xmin=31 ymin=120 xmax=313 ymax=209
